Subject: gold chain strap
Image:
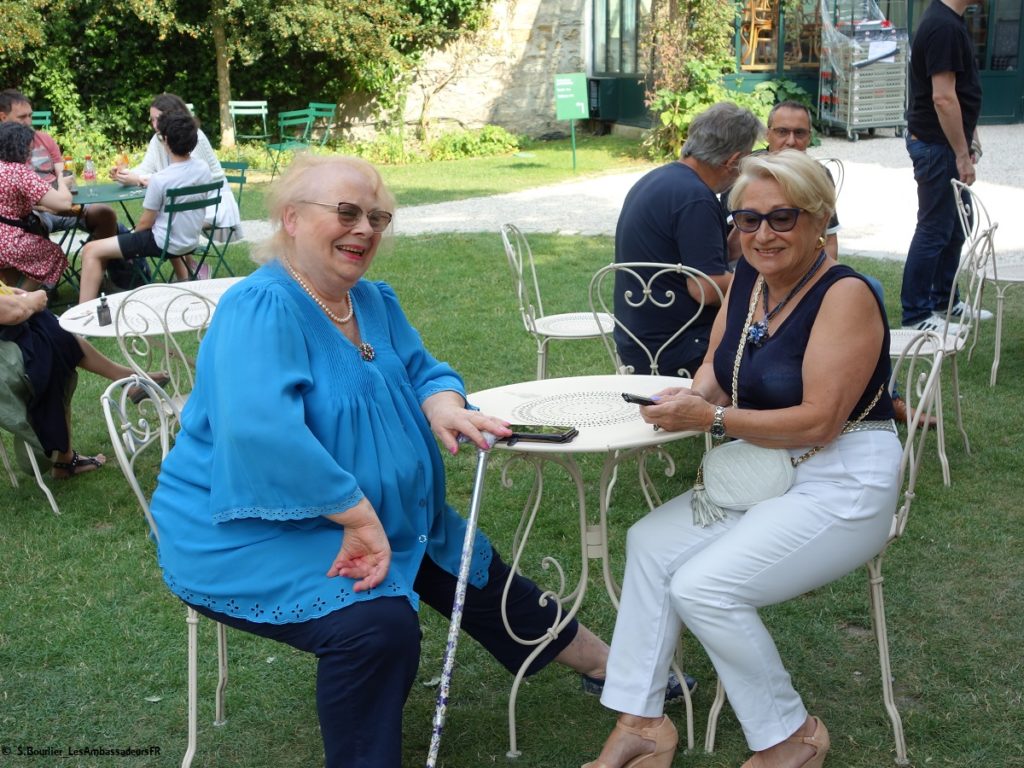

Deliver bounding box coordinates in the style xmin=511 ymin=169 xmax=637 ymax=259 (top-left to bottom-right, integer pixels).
xmin=730 ymin=274 xmax=884 ymax=467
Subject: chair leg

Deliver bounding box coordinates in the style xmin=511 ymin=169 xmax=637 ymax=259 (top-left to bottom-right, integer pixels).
xmin=867 ymin=558 xmax=911 ymax=766
xmin=214 ymin=622 xmax=229 ymax=726
xmin=704 ymin=677 xmax=727 ymax=753
xmin=948 ymin=356 xmax=970 ymax=454
xmin=932 ymin=381 xmax=951 ymax=487
xmin=991 ymin=289 xmax=1006 ymax=387
xmin=19 ymin=439 xmax=60 ymax=515
xmin=536 ymin=338 xmax=549 ymax=380
xmin=1 ymin=437 xmax=18 ymax=489
xmin=670 ymin=656 xmax=695 ymax=751
xmin=182 ymin=607 xmax=200 ymax=768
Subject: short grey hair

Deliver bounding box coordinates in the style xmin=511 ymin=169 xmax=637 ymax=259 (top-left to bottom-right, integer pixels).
xmin=681 ymin=102 xmax=764 ymax=166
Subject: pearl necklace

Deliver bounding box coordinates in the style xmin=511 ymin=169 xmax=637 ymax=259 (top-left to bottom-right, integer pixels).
xmin=283 ymin=256 xmax=353 ymax=324
xmin=282 ymin=257 xmax=376 ymax=362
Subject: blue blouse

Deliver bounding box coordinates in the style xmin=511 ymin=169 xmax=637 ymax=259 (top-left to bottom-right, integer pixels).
xmin=149 ymin=261 xmax=492 ymax=624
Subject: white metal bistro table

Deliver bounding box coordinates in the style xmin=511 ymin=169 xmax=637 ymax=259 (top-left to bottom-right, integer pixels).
xmin=464 ymin=373 xmax=700 ymax=758
xmin=57 ymin=277 xmax=243 ymax=337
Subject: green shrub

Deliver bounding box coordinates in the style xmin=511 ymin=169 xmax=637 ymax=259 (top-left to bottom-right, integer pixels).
xmin=341 ymin=132 xmax=425 ymax=165
xmin=426 ymin=125 xmax=520 ymax=161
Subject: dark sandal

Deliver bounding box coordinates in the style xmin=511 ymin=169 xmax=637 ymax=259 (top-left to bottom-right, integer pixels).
xmin=52 ymin=451 xmax=105 ymax=479
xmin=128 ymin=373 xmax=171 ymax=404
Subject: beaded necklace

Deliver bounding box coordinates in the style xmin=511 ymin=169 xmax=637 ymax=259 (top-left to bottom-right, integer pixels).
xmin=746 ymin=249 xmax=826 ymax=348
xmin=283 ymin=256 xmax=353 ymax=324
xmin=282 ymin=257 xmax=376 ymax=361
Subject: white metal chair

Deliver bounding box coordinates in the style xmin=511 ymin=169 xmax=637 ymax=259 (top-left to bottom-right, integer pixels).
xmin=113 ymin=283 xmax=217 ymax=421
xmin=819 ymin=157 xmax=844 ymax=200
xmin=887 ymin=213 xmax=993 ymax=486
xmin=500 ymin=223 xmax=614 ymax=379
xmin=0 ymin=339 xmax=62 ymax=515
xmin=952 ymin=179 xmax=1018 ymax=386
xmin=704 ymin=330 xmax=944 ymax=767
xmin=0 ymin=431 xmax=60 ymax=515
xmin=588 ymin=261 xmax=724 ymax=378
xmin=101 ymin=375 xmax=228 ymax=768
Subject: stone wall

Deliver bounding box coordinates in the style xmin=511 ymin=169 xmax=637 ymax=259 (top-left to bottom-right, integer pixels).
xmin=398 ymin=0 xmax=589 ymax=139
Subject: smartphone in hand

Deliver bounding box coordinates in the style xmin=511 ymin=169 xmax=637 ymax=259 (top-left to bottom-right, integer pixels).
xmin=621 ymin=392 xmax=657 ymax=406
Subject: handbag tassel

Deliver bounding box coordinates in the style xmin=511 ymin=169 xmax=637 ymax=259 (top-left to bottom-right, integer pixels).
xmin=691 ymin=463 xmax=727 ymax=528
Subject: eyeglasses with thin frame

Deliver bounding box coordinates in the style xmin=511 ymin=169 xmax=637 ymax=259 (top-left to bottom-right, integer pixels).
xmin=769 ymin=126 xmax=811 ymax=140
xmin=300 ymin=201 xmax=393 ymax=233
xmin=731 ymin=208 xmax=805 ymax=233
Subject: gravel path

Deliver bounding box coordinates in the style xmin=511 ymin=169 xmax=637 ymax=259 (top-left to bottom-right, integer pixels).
xmin=241 ymin=124 xmax=1024 ymax=264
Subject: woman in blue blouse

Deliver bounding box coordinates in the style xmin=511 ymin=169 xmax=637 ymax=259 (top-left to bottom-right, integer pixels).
xmin=148 ymin=154 xmax=621 ymax=767
xmin=584 ymin=150 xmax=900 ymax=768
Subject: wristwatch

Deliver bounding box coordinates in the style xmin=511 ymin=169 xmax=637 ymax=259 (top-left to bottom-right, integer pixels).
xmin=710 ymin=406 xmax=727 ymax=440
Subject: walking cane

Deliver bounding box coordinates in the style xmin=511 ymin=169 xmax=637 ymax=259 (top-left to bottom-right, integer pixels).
xmin=426 ymin=433 xmax=496 ymax=768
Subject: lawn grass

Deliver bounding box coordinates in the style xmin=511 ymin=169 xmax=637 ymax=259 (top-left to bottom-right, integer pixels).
xmin=4 ymin=199 xmax=1024 ymax=764
xmin=226 ymin=134 xmax=655 ymax=221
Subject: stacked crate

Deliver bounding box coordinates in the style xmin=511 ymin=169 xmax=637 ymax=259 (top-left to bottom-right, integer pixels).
xmin=818 ymin=23 xmax=908 ymax=140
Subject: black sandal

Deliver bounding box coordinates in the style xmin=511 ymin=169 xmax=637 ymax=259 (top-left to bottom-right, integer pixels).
xmin=52 ymin=451 xmax=105 ymax=479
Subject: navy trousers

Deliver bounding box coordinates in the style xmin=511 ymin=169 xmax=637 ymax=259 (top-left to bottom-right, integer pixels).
xmin=189 ymin=549 xmax=577 ymax=767
xmin=901 ymin=135 xmax=968 ymax=326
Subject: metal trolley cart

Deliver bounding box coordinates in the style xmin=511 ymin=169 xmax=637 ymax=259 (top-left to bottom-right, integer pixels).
xmin=818 ymin=0 xmax=908 ymax=141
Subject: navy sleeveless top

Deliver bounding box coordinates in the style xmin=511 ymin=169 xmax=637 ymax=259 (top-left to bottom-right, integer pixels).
xmin=712 ymin=258 xmax=895 ymax=421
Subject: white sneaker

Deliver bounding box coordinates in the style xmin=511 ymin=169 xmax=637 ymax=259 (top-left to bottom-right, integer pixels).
xmin=949 ymin=300 xmax=993 ymax=321
xmin=903 ymin=314 xmax=963 ymax=335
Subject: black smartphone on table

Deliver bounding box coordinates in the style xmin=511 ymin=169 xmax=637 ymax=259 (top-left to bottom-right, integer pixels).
xmin=621 ymin=392 xmax=658 ymax=406
xmin=502 ymin=424 xmax=579 ymax=446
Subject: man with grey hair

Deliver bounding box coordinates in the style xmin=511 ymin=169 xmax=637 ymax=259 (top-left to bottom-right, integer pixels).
xmin=613 ymin=101 xmax=763 ymax=377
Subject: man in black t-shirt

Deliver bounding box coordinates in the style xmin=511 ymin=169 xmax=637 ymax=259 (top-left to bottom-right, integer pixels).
xmin=901 ymin=0 xmax=984 ymax=332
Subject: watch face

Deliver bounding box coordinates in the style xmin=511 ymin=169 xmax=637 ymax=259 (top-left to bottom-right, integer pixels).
xmin=711 ymin=407 xmax=726 ymax=437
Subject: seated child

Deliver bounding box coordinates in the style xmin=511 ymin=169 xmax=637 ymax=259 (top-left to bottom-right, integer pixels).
xmin=76 ymin=112 xmax=211 ymax=303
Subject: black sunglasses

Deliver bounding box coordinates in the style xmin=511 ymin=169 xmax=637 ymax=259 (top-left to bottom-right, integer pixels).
xmin=300 ymin=201 xmax=393 ymax=233
xmin=730 ymin=208 xmax=805 ymax=233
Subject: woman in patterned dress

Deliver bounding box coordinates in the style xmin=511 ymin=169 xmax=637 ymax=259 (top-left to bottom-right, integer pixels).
xmin=0 ymin=122 xmax=72 ymax=289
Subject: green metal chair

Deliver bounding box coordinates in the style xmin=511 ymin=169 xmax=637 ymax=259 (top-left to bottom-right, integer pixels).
xmin=146 ymin=181 xmax=225 ymax=283
xmin=220 ymin=160 xmax=248 ymax=214
xmin=307 ymin=101 xmax=337 ymax=146
xmin=227 ymin=100 xmax=271 ymax=144
xmin=31 ymin=110 xmax=52 ymax=129
xmin=266 ymin=108 xmax=315 ymax=180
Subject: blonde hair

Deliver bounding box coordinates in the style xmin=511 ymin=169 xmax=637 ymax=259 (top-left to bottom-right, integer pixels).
xmin=728 ymin=149 xmax=835 ymax=231
xmin=251 ymin=153 xmax=395 ymax=264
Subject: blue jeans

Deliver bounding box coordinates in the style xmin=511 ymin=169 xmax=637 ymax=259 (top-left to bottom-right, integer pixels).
xmin=901 ymin=136 xmax=968 ymax=326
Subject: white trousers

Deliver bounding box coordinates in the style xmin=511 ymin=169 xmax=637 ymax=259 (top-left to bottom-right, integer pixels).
xmin=601 ymin=429 xmax=901 ymax=750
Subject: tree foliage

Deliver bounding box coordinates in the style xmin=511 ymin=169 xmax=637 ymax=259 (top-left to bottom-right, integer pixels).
xmin=0 ymin=0 xmax=493 ymax=149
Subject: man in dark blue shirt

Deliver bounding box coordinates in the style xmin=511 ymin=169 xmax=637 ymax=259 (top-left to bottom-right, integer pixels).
xmin=613 ymin=102 xmax=762 ymax=377
xmin=901 ymin=0 xmax=984 ymax=332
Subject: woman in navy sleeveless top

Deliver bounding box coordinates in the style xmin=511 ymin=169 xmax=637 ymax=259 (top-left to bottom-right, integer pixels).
xmin=586 ymin=150 xmax=901 ymax=768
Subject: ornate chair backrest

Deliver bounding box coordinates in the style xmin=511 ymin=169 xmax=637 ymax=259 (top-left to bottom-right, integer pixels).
xmin=887 ymin=330 xmax=944 ymax=543
xmin=589 ymin=261 xmax=724 ymax=378
xmin=951 ymin=178 xmax=994 ymax=245
xmin=819 ymin=157 xmax=844 ymax=201
xmin=938 ymin=216 xmax=995 ymax=347
xmin=500 ymin=223 xmax=546 ymax=335
xmin=101 ymin=375 xmax=180 ymax=540
xmin=113 ymin=283 xmax=216 ymax=411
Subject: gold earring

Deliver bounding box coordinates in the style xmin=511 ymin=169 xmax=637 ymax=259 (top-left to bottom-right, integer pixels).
xmin=817 ymin=235 xmax=826 ymax=249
